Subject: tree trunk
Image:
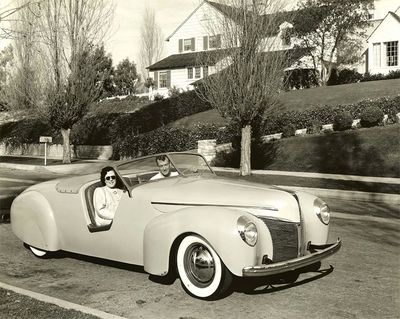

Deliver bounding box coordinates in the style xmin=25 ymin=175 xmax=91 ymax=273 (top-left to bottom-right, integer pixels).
xmin=240 ymin=125 xmax=251 ymax=176
xmin=61 ymin=128 xmax=71 ymax=164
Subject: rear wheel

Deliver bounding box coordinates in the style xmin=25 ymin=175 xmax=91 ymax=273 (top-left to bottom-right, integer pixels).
xmin=176 ymin=235 xmax=232 ymax=299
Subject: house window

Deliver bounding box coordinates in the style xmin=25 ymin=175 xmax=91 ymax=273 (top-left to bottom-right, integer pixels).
xmin=209 ymin=35 xmax=221 ymax=49
xmin=195 ymin=66 xmax=201 ymax=78
xmin=187 ymin=67 xmax=193 ymax=79
xmin=159 ymin=71 xmax=167 ymax=88
xmin=184 ymin=39 xmax=192 ymax=51
xmin=373 ymin=43 xmax=381 ymax=67
xmin=203 ymin=66 xmax=208 ymax=77
xmin=385 ymin=41 xmax=398 ymax=66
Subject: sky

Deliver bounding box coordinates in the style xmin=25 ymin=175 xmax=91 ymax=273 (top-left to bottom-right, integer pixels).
xmin=105 ymin=0 xmax=200 ymax=65
xmin=0 ymin=0 xmax=201 ymax=65
xmin=1 ymin=0 xmax=399 ymax=68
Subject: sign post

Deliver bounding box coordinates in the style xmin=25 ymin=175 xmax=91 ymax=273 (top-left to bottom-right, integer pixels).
xmin=39 ymin=136 xmax=52 ymax=166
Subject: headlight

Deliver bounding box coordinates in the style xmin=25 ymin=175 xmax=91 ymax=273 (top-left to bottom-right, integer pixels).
xmin=237 ymin=216 xmax=258 ymax=246
xmin=314 ymin=198 xmax=330 ymax=225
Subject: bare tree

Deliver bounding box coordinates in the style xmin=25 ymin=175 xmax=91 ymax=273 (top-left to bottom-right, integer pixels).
xmin=5 ymin=0 xmax=44 ymax=111
xmin=0 ymin=1 xmax=42 ymax=39
xmin=138 ymin=5 xmax=164 ymax=82
xmin=197 ymin=0 xmax=294 ymax=176
xmin=34 ymin=0 xmax=114 ymax=163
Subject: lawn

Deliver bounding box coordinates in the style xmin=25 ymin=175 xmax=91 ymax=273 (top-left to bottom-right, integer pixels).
xmin=171 ymin=78 xmax=400 ymax=128
xmin=214 ymin=125 xmax=400 ymax=178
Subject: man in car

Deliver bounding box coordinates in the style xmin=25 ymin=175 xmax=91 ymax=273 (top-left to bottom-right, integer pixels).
xmin=150 ymin=155 xmax=179 ymax=180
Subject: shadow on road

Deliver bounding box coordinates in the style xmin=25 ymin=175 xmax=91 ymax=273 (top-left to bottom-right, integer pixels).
xmin=233 ymin=263 xmax=334 ymax=295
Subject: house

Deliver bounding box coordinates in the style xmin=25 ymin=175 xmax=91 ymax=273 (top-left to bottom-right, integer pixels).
xmin=365 ymin=6 xmax=400 ymax=74
xmin=147 ymin=0 xmax=400 ymax=98
xmin=147 ymin=1 xmax=299 ymax=98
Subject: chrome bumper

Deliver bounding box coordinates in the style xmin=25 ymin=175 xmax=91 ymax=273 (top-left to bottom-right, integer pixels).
xmin=242 ymin=238 xmax=341 ymax=277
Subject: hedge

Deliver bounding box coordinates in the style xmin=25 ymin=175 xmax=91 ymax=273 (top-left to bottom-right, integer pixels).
xmin=262 ymin=95 xmax=400 ymax=135
xmin=112 ymin=124 xmax=235 ymax=159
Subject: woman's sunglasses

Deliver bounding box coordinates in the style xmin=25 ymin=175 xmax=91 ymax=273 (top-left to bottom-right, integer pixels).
xmin=105 ymin=175 xmax=116 ymax=181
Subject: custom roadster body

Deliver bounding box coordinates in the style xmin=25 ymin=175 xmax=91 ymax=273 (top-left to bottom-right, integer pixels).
xmin=11 ymin=152 xmax=341 ymax=299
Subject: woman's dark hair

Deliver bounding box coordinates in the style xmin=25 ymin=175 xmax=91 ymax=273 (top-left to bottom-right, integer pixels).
xmin=100 ymin=166 xmax=123 ymax=188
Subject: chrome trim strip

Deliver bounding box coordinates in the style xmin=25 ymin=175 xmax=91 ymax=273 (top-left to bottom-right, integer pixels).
xmin=151 ymin=201 xmax=279 ymax=212
xmin=242 ymin=238 xmax=341 ymax=277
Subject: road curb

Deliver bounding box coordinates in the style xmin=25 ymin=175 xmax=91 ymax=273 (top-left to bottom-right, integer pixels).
xmin=0 ymin=281 xmax=128 ymax=319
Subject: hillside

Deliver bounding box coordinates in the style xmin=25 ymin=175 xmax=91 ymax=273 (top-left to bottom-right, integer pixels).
xmin=171 ymin=78 xmax=400 ymax=128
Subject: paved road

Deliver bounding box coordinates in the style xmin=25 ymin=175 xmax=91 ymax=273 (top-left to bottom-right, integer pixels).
xmin=0 ymin=215 xmax=399 ymax=319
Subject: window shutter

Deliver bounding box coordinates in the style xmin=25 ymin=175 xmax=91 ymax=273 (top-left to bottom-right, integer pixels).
xmin=179 ymin=39 xmax=183 ymax=53
xmin=216 ymin=34 xmax=221 ymax=48
xmin=203 ymin=36 xmax=208 ymax=50
xmin=154 ymin=71 xmax=158 ymax=89
xmin=166 ymin=70 xmax=171 ymax=88
xmin=191 ymin=37 xmax=195 ymax=51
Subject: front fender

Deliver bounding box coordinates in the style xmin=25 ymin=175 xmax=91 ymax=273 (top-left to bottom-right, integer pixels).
xmin=143 ymin=206 xmax=271 ymax=277
xmin=11 ymin=190 xmax=60 ymax=251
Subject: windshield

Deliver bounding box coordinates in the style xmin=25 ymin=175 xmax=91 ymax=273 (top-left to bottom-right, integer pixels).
xmin=116 ymin=153 xmax=213 ymax=187
xmin=168 ymin=153 xmax=213 ymax=175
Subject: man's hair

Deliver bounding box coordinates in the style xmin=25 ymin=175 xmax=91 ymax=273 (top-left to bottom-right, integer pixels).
xmin=155 ymin=154 xmax=168 ymax=164
xmin=100 ymin=166 xmax=122 ymax=188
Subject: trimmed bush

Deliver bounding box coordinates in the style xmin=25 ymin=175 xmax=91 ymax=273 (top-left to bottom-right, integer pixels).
xmin=282 ymin=123 xmax=296 ymax=137
xmin=328 ymin=69 xmax=363 ymax=86
xmin=333 ymin=111 xmax=353 ymax=131
xmin=112 ymin=124 xmax=235 ymax=159
xmin=360 ymin=106 xmax=384 ymax=128
xmin=262 ymin=95 xmax=400 ymax=135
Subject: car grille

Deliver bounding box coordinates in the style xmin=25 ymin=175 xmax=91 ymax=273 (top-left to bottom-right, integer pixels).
xmin=258 ymin=217 xmax=299 ymax=263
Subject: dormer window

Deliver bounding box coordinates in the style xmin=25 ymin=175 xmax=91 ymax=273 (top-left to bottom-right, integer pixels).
xmin=280 ymin=27 xmax=291 ymax=47
xmin=184 ymin=39 xmax=192 ymax=51
xmin=179 ymin=38 xmax=195 ymax=53
xmin=203 ymin=34 xmax=222 ymax=50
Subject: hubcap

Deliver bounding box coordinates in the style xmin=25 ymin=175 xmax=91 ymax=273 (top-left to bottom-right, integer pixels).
xmin=185 ymin=244 xmax=215 ymax=286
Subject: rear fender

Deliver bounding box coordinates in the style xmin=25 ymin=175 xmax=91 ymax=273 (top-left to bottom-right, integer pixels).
xmin=143 ymin=206 xmax=271 ymax=277
xmin=11 ymin=191 xmax=60 ymax=251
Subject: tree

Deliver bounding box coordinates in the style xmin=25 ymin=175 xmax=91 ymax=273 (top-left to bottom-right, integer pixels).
xmin=293 ymin=0 xmax=373 ymax=86
xmin=114 ymin=58 xmax=138 ymax=95
xmin=34 ymin=0 xmax=114 ymax=163
xmin=197 ymin=0 xmax=293 ymax=176
xmin=0 ymin=45 xmax=14 ymax=110
xmin=138 ymin=6 xmax=164 ymax=81
xmin=0 ymin=1 xmax=41 ymax=39
xmin=92 ymin=44 xmax=115 ymax=98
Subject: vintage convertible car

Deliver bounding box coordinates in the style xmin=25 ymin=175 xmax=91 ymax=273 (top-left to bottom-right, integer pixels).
xmin=11 ymin=152 xmax=341 ymax=299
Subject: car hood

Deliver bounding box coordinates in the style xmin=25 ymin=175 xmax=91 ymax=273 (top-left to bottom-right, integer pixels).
xmin=150 ymin=175 xmax=300 ymax=222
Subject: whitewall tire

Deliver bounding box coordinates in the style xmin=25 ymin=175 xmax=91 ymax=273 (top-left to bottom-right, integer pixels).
xmin=176 ymin=235 xmax=232 ymax=299
xmin=29 ymin=245 xmax=48 ymax=258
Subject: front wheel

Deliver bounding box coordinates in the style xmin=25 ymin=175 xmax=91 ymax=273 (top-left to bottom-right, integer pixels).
xmin=176 ymin=235 xmax=232 ymax=299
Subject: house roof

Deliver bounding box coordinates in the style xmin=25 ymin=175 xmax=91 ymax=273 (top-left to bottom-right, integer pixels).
xmin=147 ymin=49 xmax=231 ymax=71
xmin=166 ymin=1 xmax=295 ymax=41
xmin=367 ymin=8 xmax=400 ymax=41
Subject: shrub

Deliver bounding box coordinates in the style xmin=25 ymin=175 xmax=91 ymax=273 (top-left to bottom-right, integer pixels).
xmin=282 ymin=123 xmax=296 ymax=137
xmin=361 ymin=72 xmax=385 ymax=82
xmin=360 ymin=106 xmax=384 ymax=128
xmin=386 ymin=70 xmax=400 ymax=80
xmin=262 ymin=95 xmax=400 ymax=135
xmin=307 ymin=119 xmax=323 ymax=134
xmin=153 ymin=93 xmax=164 ymax=101
xmin=112 ymin=124 xmax=233 ymax=159
xmin=333 ymin=111 xmax=353 ymax=131
xmin=284 ymin=68 xmax=318 ymax=90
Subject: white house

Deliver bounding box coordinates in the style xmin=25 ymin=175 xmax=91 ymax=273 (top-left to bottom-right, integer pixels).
xmin=147 ymin=1 xmax=299 ymax=98
xmin=147 ymin=0 xmax=400 ymax=98
xmin=365 ymin=6 xmax=400 ymax=74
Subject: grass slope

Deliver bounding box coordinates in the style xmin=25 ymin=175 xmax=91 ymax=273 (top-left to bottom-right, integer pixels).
xmin=171 ymin=78 xmax=400 ymax=128
xmin=216 ymin=125 xmax=400 ymax=178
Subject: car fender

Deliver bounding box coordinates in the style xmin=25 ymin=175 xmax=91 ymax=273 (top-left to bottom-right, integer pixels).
xmin=143 ymin=206 xmax=271 ymax=277
xmin=11 ymin=190 xmax=60 ymax=251
xmin=295 ymin=191 xmax=329 ymax=245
